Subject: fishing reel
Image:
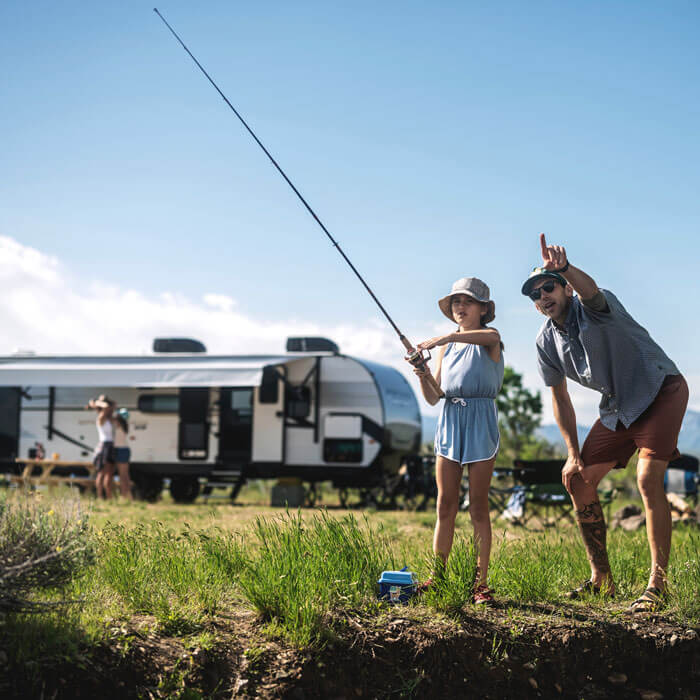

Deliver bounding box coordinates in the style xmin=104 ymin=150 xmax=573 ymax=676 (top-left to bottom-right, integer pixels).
xmin=406 ymin=347 xmax=432 ymax=371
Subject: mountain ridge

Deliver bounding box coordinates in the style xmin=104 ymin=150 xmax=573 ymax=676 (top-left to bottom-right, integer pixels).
xmin=421 ymin=408 xmax=700 ymax=456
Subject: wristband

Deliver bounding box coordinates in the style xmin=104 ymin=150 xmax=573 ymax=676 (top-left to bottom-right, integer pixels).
xmin=554 ymin=261 xmax=570 ymax=274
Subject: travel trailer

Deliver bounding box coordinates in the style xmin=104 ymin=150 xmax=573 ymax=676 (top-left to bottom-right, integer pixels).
xmin=0 ymin=338 xmax=422 ymax=503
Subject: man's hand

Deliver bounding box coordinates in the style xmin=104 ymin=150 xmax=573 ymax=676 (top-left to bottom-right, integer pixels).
xmin=561 ymin=452 xmax=585 ymax=491
xmin=540 ymin=233 xmax=568 ymax=272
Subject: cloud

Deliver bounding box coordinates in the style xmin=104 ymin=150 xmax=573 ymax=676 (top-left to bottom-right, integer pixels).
xmin=0 ymin=233 xmax=419 ymax=387
xmin=5 ymin=234 xmax=692 ymax=429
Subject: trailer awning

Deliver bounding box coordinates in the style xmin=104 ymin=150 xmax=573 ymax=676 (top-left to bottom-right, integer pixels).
xmin=0 ymin=355 xmax=296 ymax=388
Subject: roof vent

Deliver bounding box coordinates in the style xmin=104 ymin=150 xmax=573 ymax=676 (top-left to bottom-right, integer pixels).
xmin=153 ymin=338 xmax=207 ymax=353
xmin=286 ymin=337 xmax=339 ymax=354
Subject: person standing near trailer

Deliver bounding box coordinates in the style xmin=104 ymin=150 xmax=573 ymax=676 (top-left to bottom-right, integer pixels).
xmin=88 ymin=395 xmax=116 ymax=499
xmin=113 ymin=408 xmax=133 ymax=500
xmin=409 ymin=277 xmax=504 ymax=605
xmin=522 ymin=234 xmax=688 ymax=612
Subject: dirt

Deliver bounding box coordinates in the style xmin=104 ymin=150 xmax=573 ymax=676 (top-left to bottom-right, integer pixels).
xmin=1 ymin=605 xmax=698 ymax=699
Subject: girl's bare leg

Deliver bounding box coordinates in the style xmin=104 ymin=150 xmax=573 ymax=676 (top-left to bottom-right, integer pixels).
xmin=102 ymin=464 xmax=115 ymax=499
xmin=433 ymin=455 xmax=464 ymax=566
xmin=467 ymin=457 xmax=496 ymax=586
xmin=116 ymin=462 xmax=133 ymax=499
xmin=96 ymin=470 xmax=105 ymax=499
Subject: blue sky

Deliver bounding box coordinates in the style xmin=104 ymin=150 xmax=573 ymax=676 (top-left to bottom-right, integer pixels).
xmin=1 ymin=0 xmax=698 ymax=424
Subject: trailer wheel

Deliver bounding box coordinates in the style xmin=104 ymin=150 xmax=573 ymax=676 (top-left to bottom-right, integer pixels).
xmin=170 ymin=477 xmax=201 ymax=504
xmin=133 ymin=475 xmax=163 ymax=503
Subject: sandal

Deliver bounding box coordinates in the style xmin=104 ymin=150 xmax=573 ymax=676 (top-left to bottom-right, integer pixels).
xmin=627 ymin=587 xmax=665 ymax=614
xmin=565 ymin=579 xmax=615 ymax=600
xmin=472 ymin=584 xmax=495 ymax=606
xmin=415 ymin=578 xmax=434 ymax=595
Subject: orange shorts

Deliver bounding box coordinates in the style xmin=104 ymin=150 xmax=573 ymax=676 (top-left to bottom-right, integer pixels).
xmin=581 ymin=374 xmax=688 ymax=468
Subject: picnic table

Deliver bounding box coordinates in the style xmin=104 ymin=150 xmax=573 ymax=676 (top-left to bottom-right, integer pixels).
xmin=11 ymin=458 xmax=96 ymax=491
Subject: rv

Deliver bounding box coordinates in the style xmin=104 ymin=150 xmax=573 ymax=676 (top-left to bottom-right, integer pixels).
xmin=0 ymin=338 xmax=422 ymax=503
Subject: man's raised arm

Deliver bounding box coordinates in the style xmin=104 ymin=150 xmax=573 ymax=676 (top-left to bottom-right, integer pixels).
xmin=539 ymin=233 xmax=599 ymax=301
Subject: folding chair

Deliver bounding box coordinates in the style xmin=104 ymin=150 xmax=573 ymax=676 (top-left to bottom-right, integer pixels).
xmin=665 ymin=454 xmax=699 ymax=506
xmin=493 ymin=459 xmax=575 ymax=528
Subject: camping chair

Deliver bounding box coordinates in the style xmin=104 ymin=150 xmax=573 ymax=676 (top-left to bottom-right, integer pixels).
xmin=665 ymin=454 xmax=699 ymax=506
xmin=491 ymin=459 xmax=575 ymax=528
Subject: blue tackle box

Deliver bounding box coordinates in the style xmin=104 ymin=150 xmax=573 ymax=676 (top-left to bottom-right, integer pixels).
xmin=377 ymin=567 xmax=417 ymax=604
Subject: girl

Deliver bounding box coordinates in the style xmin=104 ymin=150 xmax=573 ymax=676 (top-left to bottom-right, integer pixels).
xmin=113 ymin=408 xmax=133 ymax=500
xmin=88 ymin=395 xmax=116 ymax=499
xmin=409 ymin=277 xmax=504 ymax=604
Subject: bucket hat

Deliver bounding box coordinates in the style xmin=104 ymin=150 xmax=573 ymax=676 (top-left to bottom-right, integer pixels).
xmin=521 ymin=267 xmax=568 ymax=296
xmin=438 ymin=277 xmax=495 ymax=324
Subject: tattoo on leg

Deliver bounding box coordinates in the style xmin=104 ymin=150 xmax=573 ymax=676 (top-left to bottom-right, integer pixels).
xmin=576 ymin=500 xmax=610 ymax=574
xmin=575 ymin=501 xmax=604 ymax=521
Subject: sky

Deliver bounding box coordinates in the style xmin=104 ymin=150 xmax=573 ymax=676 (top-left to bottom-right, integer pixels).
xmin=1 ymin=0 xmax=699 ymax=426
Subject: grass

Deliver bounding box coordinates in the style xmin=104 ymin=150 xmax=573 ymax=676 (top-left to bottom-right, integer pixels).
xmin=236 ymin=511 xmax=395 ymax=645
xmin=1 ymin=487 xmax=698 ymax=675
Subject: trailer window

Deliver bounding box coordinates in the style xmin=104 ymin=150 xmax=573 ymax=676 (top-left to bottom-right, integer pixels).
xmin=323 ymin=438 xmax=363 ymax=463
xmin=138 ymin=394 xmax=179 ymax=413
xmin=286 ymin=386 xmax=311 ymax=419
xmin=230 ymin=389 xmax=253 ymax=417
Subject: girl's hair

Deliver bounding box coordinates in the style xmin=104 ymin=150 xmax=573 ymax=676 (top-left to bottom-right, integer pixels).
xmin=116 ymin=414 xmax=129 ymax=434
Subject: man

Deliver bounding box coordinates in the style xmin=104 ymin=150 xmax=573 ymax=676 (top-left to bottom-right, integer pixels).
xmin=522 ymin=234 xmax=688 ymax=612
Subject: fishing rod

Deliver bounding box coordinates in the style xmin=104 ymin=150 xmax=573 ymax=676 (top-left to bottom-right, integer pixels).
xmin=153 ymin=8 xmax=443 ymax=397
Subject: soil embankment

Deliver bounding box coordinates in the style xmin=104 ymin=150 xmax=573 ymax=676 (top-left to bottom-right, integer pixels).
xmin=3 ymin=606 xmax=698 ymax=699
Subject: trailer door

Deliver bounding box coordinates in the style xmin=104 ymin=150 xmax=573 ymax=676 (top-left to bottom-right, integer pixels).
xmin=218 ymin=388 xmax=253 ymax=465
xmin=178 ymin=388 xmax=210 ymax=460
xmin=0 ymin=388 xmax=21 ymax=462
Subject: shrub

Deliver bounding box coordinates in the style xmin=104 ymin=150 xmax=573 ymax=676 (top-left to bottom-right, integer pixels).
xmin=0 ymin=495 xmax=93 ymax=613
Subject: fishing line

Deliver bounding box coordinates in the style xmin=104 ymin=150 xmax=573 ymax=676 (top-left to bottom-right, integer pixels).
xmin=153 ymin=9 xmax=442 ymax=391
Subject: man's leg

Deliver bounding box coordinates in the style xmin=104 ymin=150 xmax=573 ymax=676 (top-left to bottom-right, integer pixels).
xmin=568 ymin=462 xmax=617 ymax=592
xmin=636 ymin=457 xmax=672 ymax=592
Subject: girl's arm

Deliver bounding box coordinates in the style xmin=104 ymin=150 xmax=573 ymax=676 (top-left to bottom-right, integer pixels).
xmin=413 ymin=345 xmax=447 ymax=406
xmin=417 ymin=329 xmax=501 ymax=362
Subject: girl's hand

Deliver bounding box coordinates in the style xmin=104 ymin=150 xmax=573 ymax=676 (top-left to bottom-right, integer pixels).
xmin=413 ymin=366 xmax=430 ymax=377
xmin=416 ymin=335 xmax=450 ymax=351
xmin=539 ymin=232 xmax=568 ymax=271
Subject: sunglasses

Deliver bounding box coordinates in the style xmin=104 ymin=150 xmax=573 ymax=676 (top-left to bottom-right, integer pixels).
xmin=529 ymin=280 xmax=562 ymax=301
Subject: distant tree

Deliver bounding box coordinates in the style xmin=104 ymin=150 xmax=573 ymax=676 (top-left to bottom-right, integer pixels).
xmin=496 ymin=366 xmax=558 ymax=464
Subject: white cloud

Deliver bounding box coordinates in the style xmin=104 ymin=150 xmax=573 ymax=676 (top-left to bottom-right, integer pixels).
xmin=203 ymin=293 xmax=237 ymax=313
xmin=0 ymin=233 xmax=422 ymax=388
xmin=4 ymin=235 xmax=692 ymax=428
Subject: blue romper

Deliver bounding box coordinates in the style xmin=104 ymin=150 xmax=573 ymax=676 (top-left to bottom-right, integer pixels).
xmin=434 ymin=343 xmax=504 ymax=465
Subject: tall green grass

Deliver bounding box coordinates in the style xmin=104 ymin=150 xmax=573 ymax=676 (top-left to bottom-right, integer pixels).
xmin=3 ymin=492 xmax=698 ymax=662
xmin=97 ymin=522 xmax=246 ymax=633
xmin=236 ymin=511 xmax=396 ymax=646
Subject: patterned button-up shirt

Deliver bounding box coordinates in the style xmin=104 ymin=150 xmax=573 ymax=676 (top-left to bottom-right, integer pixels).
xmin=535 ymin=289 xmax=679 ymax=430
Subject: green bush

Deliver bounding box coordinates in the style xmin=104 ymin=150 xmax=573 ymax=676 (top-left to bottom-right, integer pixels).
xmin=0 ymin=495 xmax=93 ymax=612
